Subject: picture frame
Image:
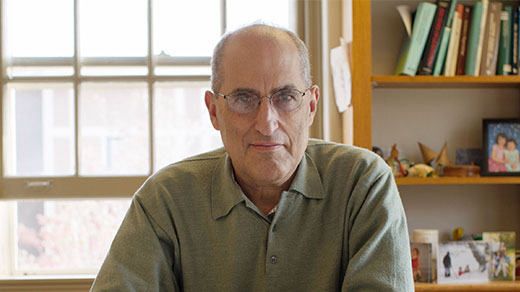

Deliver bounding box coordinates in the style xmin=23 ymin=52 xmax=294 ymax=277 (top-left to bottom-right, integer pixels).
xmin=515 ymin=249 xmax=520 ymax=281
xmin=437 ymin=241 xmax=490 ymax=284
xmin=482 ymin=119 xmax=520 ymax=176
xmin=410 ymin=242 xmax=433 ymax=283
xmin=483 ymin=232 xmax=516 ymax=281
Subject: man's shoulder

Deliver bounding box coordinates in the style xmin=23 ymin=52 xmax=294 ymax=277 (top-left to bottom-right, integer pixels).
xmin=306 ymin=139 xmax=385 ymax=167
xmin=306 ymin=139 xmax=391 ymax=181
xmin=142 ymin=148 xmax=226 ymax=189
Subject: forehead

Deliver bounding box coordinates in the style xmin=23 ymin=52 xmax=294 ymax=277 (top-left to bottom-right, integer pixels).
xmin=220 ymin=30 xmax=304 ymax=91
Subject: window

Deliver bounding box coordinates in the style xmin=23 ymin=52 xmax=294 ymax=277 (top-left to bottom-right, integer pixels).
xmin=1 ymin=0 xmax=296 ymax=276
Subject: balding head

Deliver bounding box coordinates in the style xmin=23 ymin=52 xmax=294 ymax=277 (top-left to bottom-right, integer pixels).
xmin=210 ymin=24 xmax=311 ymax=92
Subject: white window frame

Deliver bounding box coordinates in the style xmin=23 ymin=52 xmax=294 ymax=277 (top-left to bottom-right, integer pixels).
xmin=0 ymin=0 xmax=300 ymax=277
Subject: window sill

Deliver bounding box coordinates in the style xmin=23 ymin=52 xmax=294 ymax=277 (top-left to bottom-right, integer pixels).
xmin=0 ymin=276 xmax=94 ymax=292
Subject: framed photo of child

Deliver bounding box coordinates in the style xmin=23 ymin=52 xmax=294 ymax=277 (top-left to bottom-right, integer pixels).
xmin=483 ymin=119 xmax=520 ymax=176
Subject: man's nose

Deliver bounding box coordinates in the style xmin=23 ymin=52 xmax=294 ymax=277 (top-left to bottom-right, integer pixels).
xmin=254 ymin=98 xmax=279 ymax=136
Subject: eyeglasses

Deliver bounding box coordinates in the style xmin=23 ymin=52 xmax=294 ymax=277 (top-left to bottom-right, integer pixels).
xmin=213 ymin=87 xmax=310 ymax=114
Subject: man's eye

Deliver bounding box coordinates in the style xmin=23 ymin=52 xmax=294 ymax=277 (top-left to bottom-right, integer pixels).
xmin=232 ymin=93 xmax=256 ymax=104
xmin=276 ymin=91 xmax=298 ymax=103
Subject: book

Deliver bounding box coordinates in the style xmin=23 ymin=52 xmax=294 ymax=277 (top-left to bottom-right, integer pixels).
xmin=411 ymin=242 xmax=433 ymax=283
xmin=418 ymin=0 xmax=450 ymax=75
xmin=512 ymin=8 xmax=519 ymax=75
xmin=474 ymin=0 xmax=489 ymax=74
xmin=394 ymin=2 xmax=437 ymax=76
xmin=497 ymin=6 xmax=513 ymax=75
xmin=433 ymin=0 xmax=458 ymax=76
xmin=437 ymin=241 xmax=490 ymax=284
xmin=479 ymin=2 xmax=503 ymax=76
xmin=445 ymin=4 xmax=464 ymax=76
xmin=456 ymin=5 xmax=472 ymax=75
xmin=482 ymin=232 xmax=516 ymax=281
xmin=465 ymin=1 xmax=484 ymax=76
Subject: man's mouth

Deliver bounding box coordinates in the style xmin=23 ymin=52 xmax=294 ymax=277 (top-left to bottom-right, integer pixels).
xmin=250 ymin=142 xmax=283 ymax=151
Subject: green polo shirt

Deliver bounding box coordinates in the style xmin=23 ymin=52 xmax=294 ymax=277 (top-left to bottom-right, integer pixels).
xmin=91 ymin=139 xmax=413 ymax=292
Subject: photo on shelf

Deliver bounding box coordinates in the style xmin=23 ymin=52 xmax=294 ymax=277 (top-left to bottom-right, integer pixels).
xmin=516 ymin=250 xmax=520 ymax=281
xmin=483 ymin=232 xmax=516 ymax=281
xmin=482 ymin=119 xmax=520 ymax=176
xmin=437 ymin=241 xmax=490 ymax=284
xmin=515 ymin=249 xmax=520 ymax=281
xmin=410 ymin=242 xmax=433 ymax=283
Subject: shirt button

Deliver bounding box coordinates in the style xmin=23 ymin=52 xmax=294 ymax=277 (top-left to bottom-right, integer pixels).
xmin=270 ymin=255 xmax=277 ymax=264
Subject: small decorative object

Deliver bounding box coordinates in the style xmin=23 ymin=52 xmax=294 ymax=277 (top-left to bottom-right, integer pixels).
xmin=452 ymin=227 xmax=477 ymax=241
xmin=387 ymin=144 xmax=410 ymax=177
xmin=410 ymin=242 xmax=433 ymax=283
xmin=482 ymin=119 xmax=520 ymax=176
xmin=437 ymin=241 xmax=490 ymax=284
xmin=452 ymin=227 xmax=464 ymax=241
xmin=418 ymin=142 xmax=438 ymax=165
xmin=437 ymin=142 xmax=450 ymax=166
xmin=417 ymin=142 xmax=451 ymax=176
xmin=372 ymin=146 xmax=384 ymax=159
xmin=456 ymin=148 xmax=483 ymax=167
xmin=483 ymin=232 xmax=516 ymax=281
xmin=443 ymin=163 xmax=481 ymax=177
xmin=407 ymin=164 xmax=434 ymax=178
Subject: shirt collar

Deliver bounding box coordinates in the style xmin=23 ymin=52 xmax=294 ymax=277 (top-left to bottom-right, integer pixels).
xmin=210 ymin=150 xmax=326 ymax=220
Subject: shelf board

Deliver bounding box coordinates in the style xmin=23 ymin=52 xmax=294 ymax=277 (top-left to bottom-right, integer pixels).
xmin=372 ymin=75 xmax=520 ymax=88
xmin=415 ymin=281 xmax=520 ymax=292
xmin=395 ymin=176 xmax=520 ymax=185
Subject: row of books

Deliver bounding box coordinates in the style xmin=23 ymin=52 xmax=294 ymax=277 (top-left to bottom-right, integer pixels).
xmin=395 ymin=0 xmax=520 ymax=77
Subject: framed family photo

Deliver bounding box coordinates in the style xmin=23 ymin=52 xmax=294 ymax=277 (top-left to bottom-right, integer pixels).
xmin=483 ymin=119 xmax=520 ymax=176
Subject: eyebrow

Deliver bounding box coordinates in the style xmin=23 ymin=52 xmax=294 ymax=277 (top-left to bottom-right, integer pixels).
xmin=229 ymin=85 xmax=298 ymax=96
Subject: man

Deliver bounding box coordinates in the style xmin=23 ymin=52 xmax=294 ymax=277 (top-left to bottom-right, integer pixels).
xmin=91 ymin=24 xmax=413 ymax=291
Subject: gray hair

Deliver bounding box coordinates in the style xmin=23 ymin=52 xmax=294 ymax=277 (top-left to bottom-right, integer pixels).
xmin=210 ymin=24 xmax=312 ymax=92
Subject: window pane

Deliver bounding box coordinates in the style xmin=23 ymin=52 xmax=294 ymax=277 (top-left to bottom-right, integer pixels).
xmin=7 ymin=66 xmax=74 ymax=78
xmin=79 ymin=0 xmax=148 ymax=57
xmin=153 ymin=82 xmax=222 ymax=171
xmin=4 ymin=84 xmax=75 ymax=177
xmin=226 ymin=0 xmax=291 ymax=32
xmin=153 ymin=0 xmax=221 ymax=57
xmin=16 ymin=199 xmax=130 ymax=273
xmin=81 ymin=66 xmax=148 ymax=76
xmin=5 ymin=0 xmax=74 ymax=57
xmin=79 ymin=83 xmax=150 ymax=176
xmin=154 ymin=66 xmax=210 ymax=76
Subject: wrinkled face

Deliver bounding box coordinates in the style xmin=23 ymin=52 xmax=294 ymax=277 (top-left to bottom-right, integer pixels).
xmin=205 ymin=31 xmax=318 ymax=189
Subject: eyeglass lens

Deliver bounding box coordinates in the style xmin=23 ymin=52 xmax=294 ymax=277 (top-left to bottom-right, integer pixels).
xmin=226 ymin=89 xmax=305 ymax=113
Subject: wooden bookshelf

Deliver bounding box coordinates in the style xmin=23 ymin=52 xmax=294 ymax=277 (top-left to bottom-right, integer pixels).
xmin=395 ymin=176 xmax=520 ymax=185
xmin=372 ymin=75 xmax=520 ymax=88
xmin=348 ymin=1 xmax=520 ymax=291
xmin=415 ymin=282 xmax=520 ymax=292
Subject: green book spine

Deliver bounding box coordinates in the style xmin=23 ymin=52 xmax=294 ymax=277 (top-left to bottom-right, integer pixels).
xmin=465 ymin=1 xmax=483 ymax=76
xmin=395 ymin=2 xmax=437 ymax=76
xmin=511 ymin=7 xmax=518 ymax=74
xmin=497 ymin=6 xmax=512 ymax=75
xmin=433 ymin=28 xmax=451 ymax=75
xmin=434 ymin=0 xmax=459 ymax=75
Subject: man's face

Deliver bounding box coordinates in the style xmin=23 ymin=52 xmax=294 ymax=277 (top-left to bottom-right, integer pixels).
xmin=205 ymin=31 xmax=318 ymax=189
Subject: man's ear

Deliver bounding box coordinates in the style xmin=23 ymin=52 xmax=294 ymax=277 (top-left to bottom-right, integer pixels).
xmin=205 ymin=90 xmax=220 ymax=130
xmin=307 ymin=85 xmax=319 ymax=126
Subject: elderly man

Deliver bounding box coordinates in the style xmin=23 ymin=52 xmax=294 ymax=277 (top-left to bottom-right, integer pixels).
xmin=91 ymin=24 xmax=413 ymax=291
